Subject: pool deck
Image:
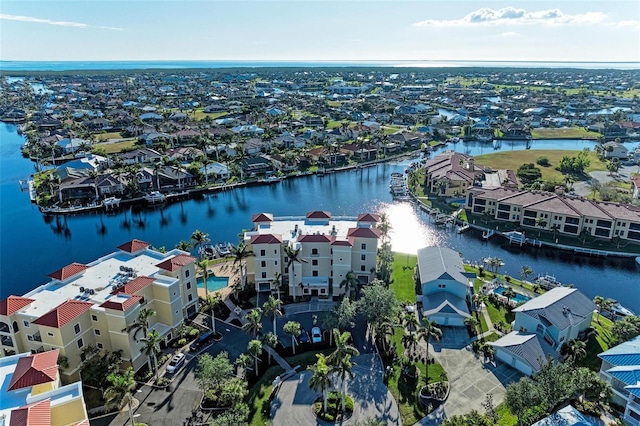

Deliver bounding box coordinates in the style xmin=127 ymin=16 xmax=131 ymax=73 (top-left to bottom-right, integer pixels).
xmin=195 ymin=260 xmax=240 ymax=300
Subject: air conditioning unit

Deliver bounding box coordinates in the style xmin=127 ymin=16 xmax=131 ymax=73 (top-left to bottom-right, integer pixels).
xmin=79 ymin=287 xmax=85 ymax=293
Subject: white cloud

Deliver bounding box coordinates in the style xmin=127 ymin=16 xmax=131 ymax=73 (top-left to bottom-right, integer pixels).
xmin=0 ymin=13 xmax=122 ymax=30
xmin=412 ymin=7 xmax=616 ymax=27
xmin=499 ymin=31 xmax=518 ymax=37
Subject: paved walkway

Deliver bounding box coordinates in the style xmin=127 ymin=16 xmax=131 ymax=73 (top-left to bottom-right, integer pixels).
xmin=271 ymin=354 xmax=401 ymax=425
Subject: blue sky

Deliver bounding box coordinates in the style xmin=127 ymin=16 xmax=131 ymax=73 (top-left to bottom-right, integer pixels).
xmin=1 ymin=1 xmax=639 ymax=62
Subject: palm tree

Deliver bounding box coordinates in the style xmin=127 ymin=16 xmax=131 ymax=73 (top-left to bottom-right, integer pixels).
xmin=196 ymin=258 xmax=211 ymax=315
xmin=377 ymin=212 xmax=392 ymax=244
xmin=232 ymin=241 xmax=254 ymax=290
xmin=327 ymin=329 xmax=360 ymax=366
xmin=464 ymin=316 xmax=479 ymax=336
xmin=242 ymin=308 xmax=263 ymax=339
xmin=593 ymin=296 xmax=612 ymax=323
xmin=332 ymin=354 xmax=355 ymax=413
xmin=122 ymin=308 xmax=156 ymax=340
xmin=234 ymin=353 xmax=252 ymax=379
xmin=561 ymin=338 xmax=587 ymax=365
xmin=140 ymin=330 xmax=162 ymax=382
xmin=272 ymin=272 xmax=284 ymax=301
xmin=284 ymin=245 xmax=308 ymax=301
xmin=201 ymin=293 xmax=221 ymax=334
xmin=283 ymin=321 xmax=301 ymax=355
xmin=502 ymin=286 xmax=516 ymax=306
xmin=191 ymin=229 xmax=210 ymax=259
xmin=262 ymin=332 xmax=278 ymax=366
xmin=417 ymin=319 xmax=442 ymax=384
xmin=309 ymin=353 xmax=332 ymax=414
xmin=262 ymin=295 xmax=283 ymax=334
xmin=402 ymin=311 xmax=420 ymax=335
xmin=340 ymin=271 xmax=359 ymax=299
xmin=519 ymin=265 xmax=533 ymax=283
xmin=535 ymin=216 xmax=547 ymax=237
xmin=401 ymin=331 xmax=418 ymax=356
xmin=247 ymin=339 xmax=263 ymax=376
xmin=105 ymin=367 xmax=137 ymax=426
xmin=175 ymin=240 xmax=191 ymax=251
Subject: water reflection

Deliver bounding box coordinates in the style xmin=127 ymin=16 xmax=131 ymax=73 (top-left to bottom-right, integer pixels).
xmin=380 ymin=202 xmax=443 ymax=254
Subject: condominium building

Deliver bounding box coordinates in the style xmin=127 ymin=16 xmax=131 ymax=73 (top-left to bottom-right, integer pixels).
xmin=244 ymin=211 xmax=381 ymax=298
xmin=466 ymin=187 xmax=640 ymax=243
xmin=0 ymin=349 xmax=90 ymax=425
xmin=424 ymin=151 xmax=484 ymax=197
xmin=0 ymin=240 xmax=198 ymax=382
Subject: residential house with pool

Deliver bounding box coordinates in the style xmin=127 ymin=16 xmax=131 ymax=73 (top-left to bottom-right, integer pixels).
xmin=244 ymin=211 xmax=380 ymax=299
xmin=0 ymin=239 xmax=198 ymax=382
xmin=489 ymin=287 xmax=596 ymax=376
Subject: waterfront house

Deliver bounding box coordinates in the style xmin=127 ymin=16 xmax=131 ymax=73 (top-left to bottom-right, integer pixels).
xmin=56 ymin=138 xmax=91 ymax=155
xmin=0 ymin=240 xmax=199 ymax=382
xmin=241 ymin=156 xmax=274 ymax=177
xmin=603 ymin=141 xmax=629 ymax=160
xmin=598 ymin=336 xmax=640 ymax=425
xmin=0 ymin=349 xmax=90 ymax=425
xmin=245 ymin=212 xmax=380 ymax=298
xmin=416 ymin=246 xmax=475 ymax=326
xmin=490 ymin=287 xmax=595 ymax=376
xmin=424 ymin=151 xmax=484 ymax=197
xmin=118 ymin=147 xmax=163 ymax=165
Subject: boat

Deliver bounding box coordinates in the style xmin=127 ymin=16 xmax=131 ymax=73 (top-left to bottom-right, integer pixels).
xmin=198 ymin=243 xmax=219 ymax=259
xmin=215 ymin=242 xmax=235 ymax=257
xmin=604 ymin=299 xmax=636 ymax=319
xmin=457 ymin=224 xmax=470 ymax=234
xmin=533 ymin=274 xmax=562 ymax=290
xmin=144 ymin=191 xmax=166 ymax=203
xmin=261 ymin=176 xmax=282 ymax=184
xmin=103 ymin=196 xmax=121 ymax=210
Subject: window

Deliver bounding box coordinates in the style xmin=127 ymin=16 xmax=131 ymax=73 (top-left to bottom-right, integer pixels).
xmin=312 ymin=259 xmax=318 ymax=266
xmin=312 ymin=271 xmax=319 ymax=277
xmin=173 ymin=292 xmax=177 ymax=296
xmin=185 ymin=270 xmax=190 ymax=278
xmin=274 ymin=260 xmax=278 ymax=266
xmin=361 ymin=243 xmax=366 ymax=250
xmin=27 ymin=335 xmax=33 ymax=341
xmin=188 ymin=294 xmax=193 ymax=302
xmin=186 ymin=281 xmax=191 ymax=290
xmin=361 ymin=254 xmax=366 ymax=261
xmin=360 ymin=265 xmax=366 ymax=272
xmin=47 ymin=332 xmax=54 ymax=337
xmin=23 ymin=320 xmax=30 ymax=328
xmin=91 ymin=315 xmax=98 ymax=322
xmin=97 ymin=343 xmax=104 ymax=349
xmin=77 ymin=338 xmax=84 ymax=349
xmin=438 ymin=284 xmax=446 ymax=288
xmin=261 ymin=272 xmax=267 ymax=279
xmin=312 ymin=248 xmax=318 ymax=255
xmin=320 ymin=289 xmax=326 ymax=294
xmin=74 ymin=324 xmax=81 ymax=334
xmin=94 ymin=329 xmax=101 ymax=336
xmin=260 ymin=249 xmax=266 ymax=256
xmin=261 ymin=261 xmax=267 ymax=268
xmin=274 ymin=250 xmax=277 ymax=254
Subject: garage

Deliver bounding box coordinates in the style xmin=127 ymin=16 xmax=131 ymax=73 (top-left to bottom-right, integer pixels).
xmin=427 ymin=314 xmax=465 ymax=327
xmin=494 ymin=348 xmax=533 ymax=376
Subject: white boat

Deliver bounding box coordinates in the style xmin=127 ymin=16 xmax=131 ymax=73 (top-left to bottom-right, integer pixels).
xmin=144 ymin=191 xmax=166 ymax=203
xmin=103 ymin=197 xmax=121 ymax=210
xmin=262 ymin=176 xmax=282 ymax=184
xmin=533 ymin=274 xmax=562 ymax=290
xmin=457 ymin=224 xmax=470 ymax=234
xmin=604 ymin=299 xmax=636 ymax=319
xmin=215 ymin=242 xmax=234 ymax=257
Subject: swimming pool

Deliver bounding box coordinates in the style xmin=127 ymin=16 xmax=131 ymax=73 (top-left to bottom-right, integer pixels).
xmin=493 ymin=286 xmax=531 ymax=304
xmin=196 ymin=275 xmax=229 ymax=292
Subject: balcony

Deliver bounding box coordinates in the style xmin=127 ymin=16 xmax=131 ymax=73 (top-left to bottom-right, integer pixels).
xmin=1 ymin=335 xmax=14 ymax=347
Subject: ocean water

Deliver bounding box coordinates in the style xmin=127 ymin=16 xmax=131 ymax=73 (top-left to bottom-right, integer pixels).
xmin=1 ymin=60 xmax=638 ymax=72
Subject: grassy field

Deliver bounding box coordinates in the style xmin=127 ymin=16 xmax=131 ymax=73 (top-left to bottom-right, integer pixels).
xmin=191 ymin=109 xmax=228 ymax=121
xmin=531 ymin=127 xmax=600 ymax=139
xmin=94 ymin=131 xmax=123 ymax=141
xmin=390 ymin=253 xmax=418 ymax=303
xmin=475 ymin=149 xmax=607 ymax=182
xmin=94 ymin=140 xmax=137 ymax=154
xmin=577 ymin=315 xmax=614 ymax=371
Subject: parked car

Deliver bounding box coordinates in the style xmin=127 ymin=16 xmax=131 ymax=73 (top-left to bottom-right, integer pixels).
xmin=166 ymin=352 xmax=186 ymax=374
xmin=190 ymin=330 xmax=214 ymax=351
xmin=298 ymin=327 xmax=310 ymax=344
xmin=311 ymin=326 xmax=322 ymax=343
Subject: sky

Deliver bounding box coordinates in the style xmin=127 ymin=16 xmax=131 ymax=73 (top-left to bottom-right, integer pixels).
xmin=1 ymin=0 xmax=639 ymax=62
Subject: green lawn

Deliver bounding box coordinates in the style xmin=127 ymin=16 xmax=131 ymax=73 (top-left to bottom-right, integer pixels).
xmin=94 ymin=131 xmax=123 ymax=141
xmin=485 ymin=302 xmax=515 ymax=331
xmin=530 ymin=127 xmax=600 ymax=139
xmin=191 ymin=109 xmax=228 ymax=121
xmin=93 ymin=140 xmax=137 ymax=154
xmin=390 ymin=253 xmax=418 ymax=303
xmin=577 ymin=316 xmax=614 ymax=371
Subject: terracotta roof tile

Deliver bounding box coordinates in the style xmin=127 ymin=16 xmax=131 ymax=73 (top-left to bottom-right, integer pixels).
xmin=32 ymin=300 xmax=93 ymax=328
xmin=251 ymin=213 xmax=273 ymax=222
xmin=250 ymin=234 xmax=282 ymax=245
xmin=112 ymin=276 xmax=155 ymax=295
xmin=306 ymin=211 xmax=331 ymax=219
xmin=9 ymin=399 xmax=51 ymax=426
xmin=8 ymin=349 xmax=59 ymax=391
xmin=0 ymin=296 xmax=35 ymax=316
xmin=117 ymin=239 xmax=151 ymax=253
xmin=100 ymin=295 xmax=143 ymax=311
xmin=331 ymin=240 xmax=352 ymax=247
xmin=156 ymin=253 xmax=196 ymax=272
xmin=47 ymin=263 xmax=88 ymax=281
xmin=357 ymin=213 xmax=380 ymax=222
xmin=347 ymin=227 xmax=382 ymax=238
xmin=298 ymin=234 xmax=333 ymax=243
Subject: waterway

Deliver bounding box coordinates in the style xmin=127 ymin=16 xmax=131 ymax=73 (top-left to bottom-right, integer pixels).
xmin=0 ymin=123 xmax=638 ymax=311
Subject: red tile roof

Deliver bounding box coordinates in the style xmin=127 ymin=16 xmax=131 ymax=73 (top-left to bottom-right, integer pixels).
xmin=8 ymin=349 xmax=59 ymax=391
xmin=156 ymin=253 xmax=196 ymax=272
xmin=357 ymin=213 xmax=380 ymax=222
xmin=331 ymin=240 xmax=352 ymax=247
xmin=306 ymin=211 xmax=331 ymax=219
xmin=250 ymin=234 xmax=282 ymax=245
xmin=298 ymin=234 xmax=333 ymax=243
xmin=9 ymin=399 xmax=51 ymax=426
xmin=112 ymin=276 xmax=155 ymax=295
xmin=347 ymin=227 xmax=382 ymax=239
xmin=0 ymin=296 xmax=35 ymax=316
xmin=47 ymin=263 xmax=88 ymax=281
xmin=251 ymin=213 xmax=273 ymax=222
xmin=117 ymin=239 xmax=151 ymax=253
xmin=100 ymin=295 xmax=143 ymax=312
xmin=32 ymin=300 xmax=93 ymax=328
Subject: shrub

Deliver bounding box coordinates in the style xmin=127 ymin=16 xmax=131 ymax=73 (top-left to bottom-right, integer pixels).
xmin=536 ymin=157 xmax=550 ymax=167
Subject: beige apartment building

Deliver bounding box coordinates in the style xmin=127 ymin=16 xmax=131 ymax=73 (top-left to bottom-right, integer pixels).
xmin=245 ymin=211 xmax=381 ymax=298
xmin=0 ymin=239 xmax=198 ymax=382
xmin=467 ymin=187 xmax=640 ymax=243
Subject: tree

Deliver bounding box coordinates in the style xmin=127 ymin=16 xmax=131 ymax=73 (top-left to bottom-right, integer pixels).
xmin=535 ymin=216 xmax=547 ymax=236
xmin=283 ymin=321 xmax=301 ymax=354
xmin=232 ymin=241 xmax=254 ymax=290
xmin=175 ymin=240 xmax=191 ymax=251
xmin=332 ymin=354 xmax=355 ymax=413
xmin=80 ymin=346 xmax=123 ymax=393
xmin=516 ymin=163 xmax=542 ymax=185
xmin=335 ymin=297 xmax=357 ymax=331
xmin=464 ymin=316 xmax=479 ymax=336
xmin=592 ymin=296 xmax=611 ymax=324
xmin=105 ymin=367 xmax=137 ymax=426
xmin=122 ymin=308 xmax=155 ymax=340
xmin=340 ymin=271 xmax=359 ymax=299
xmin=140 ymin=330 xmax=162 ymax=382
xmin=262 ymin=295 xmax=283 ymax=334
xmin=401 ymin=331 xmax=418 ymax=356
xmin=262 ymin=332 xmax=278 ymax=365
xmin=191 ymin=229 xmax=210 ymax=259
xmin=417 ymin=319 xmax=442 ymax=383
xmin=358 ymin=280 xmax=399 ymax=347
xmin=402 ymin=311 xmax=420 ymax=335
xmin=611 ymin=315 xmax=640 ymax=345
xmin=284 ymin=245 xmax=308 ymax=301
xmin=501 ymin=287 xmax=516 ymax=306
xmin=242 ymin=308 xmax=263 ymax=339
xmin=309 ymin=353 xmax=332 ymax=414
xmin=234 ymin=353 xmax=252 ymax=379
xmin=560 ymin=338 xmax=587 ymax=365
xmin=247 ymin=339 xmax=263 ymax=376
xmin=327 ymin=329 xmax=360 ymax=366
xmin=196 ymin=352 xmax=233 ymax=393
xmin=519 ymin=265 xmax=533 ymax=283
xmin=200 ymin=292 xmax=221 ymax=334
xmin=196 ymin=258 xmax=211 ymax=316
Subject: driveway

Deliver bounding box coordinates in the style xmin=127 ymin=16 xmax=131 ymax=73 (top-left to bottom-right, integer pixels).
xmin=271 ymin=354 xmax=401 ymax=425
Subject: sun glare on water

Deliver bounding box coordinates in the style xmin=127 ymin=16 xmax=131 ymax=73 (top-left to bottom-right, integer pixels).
xmin=379 ymin=202 xmax=443 ymax=254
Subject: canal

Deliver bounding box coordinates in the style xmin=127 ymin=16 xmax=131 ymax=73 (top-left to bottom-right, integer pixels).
xmin=1 ymin=122 xmax=638 ymax=311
